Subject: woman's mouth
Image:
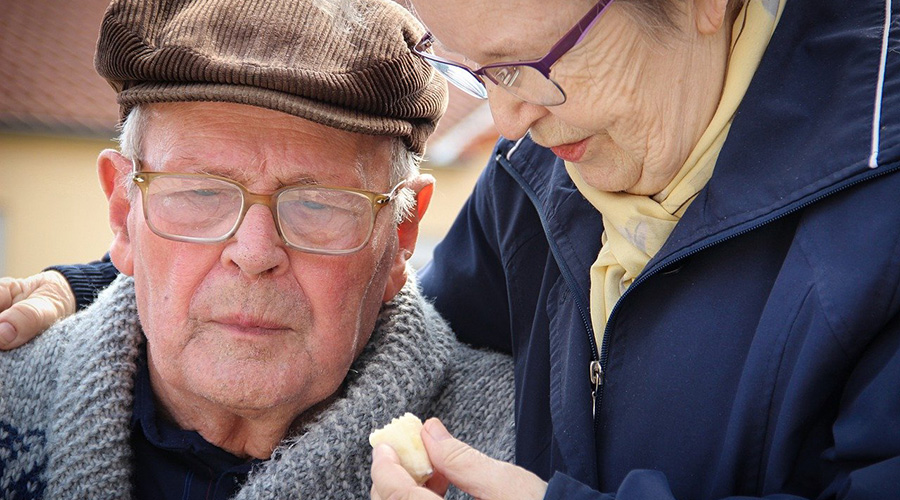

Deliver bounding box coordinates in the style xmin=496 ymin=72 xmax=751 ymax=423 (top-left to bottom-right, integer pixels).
xmin=550 ymin=138 xmax=588 ymax=162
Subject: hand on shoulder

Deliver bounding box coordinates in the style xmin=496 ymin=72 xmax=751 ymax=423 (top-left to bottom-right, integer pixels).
xmin=0 ymin=270 xmax=76 ymax=350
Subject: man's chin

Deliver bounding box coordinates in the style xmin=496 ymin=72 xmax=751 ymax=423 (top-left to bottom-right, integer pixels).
xmin=192 ymin=371 xmax=306 ymax=414
xmin=181 ymin=353 xmax=303 ymax=405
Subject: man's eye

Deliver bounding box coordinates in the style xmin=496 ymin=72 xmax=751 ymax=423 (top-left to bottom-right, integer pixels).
xmin=301 ymin=200 xmax=329 ymax=210
xmin=193 ymin=188 xmax=224 ymax=197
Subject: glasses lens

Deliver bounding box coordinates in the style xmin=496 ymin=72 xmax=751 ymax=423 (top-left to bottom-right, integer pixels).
xmin=483 ymin=65 xmax=566 ymax=106
xmin=423 ymin=59 xmax=488 ymax=99
xmin=277 ymin=188 xmax=374 ymax=252
xmin=145 ymin=175 xmax=243 ymax=241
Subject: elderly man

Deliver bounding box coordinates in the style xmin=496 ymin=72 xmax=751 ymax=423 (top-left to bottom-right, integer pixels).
xmin=0 ymin=0 xmax=514 ymax=498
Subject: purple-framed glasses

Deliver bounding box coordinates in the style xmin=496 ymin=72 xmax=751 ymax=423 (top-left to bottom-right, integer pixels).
xmin=412 ymin=0 xmax=614 ymax=106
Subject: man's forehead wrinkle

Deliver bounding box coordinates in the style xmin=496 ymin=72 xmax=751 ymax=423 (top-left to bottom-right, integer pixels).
xmin=157 ymin=148 xmax=332 ymax=186
xmin=176 ymin=153 xmax=204 ymax=167
xmin=144 ymin=148 xmax=202 ymax=172
xmin=159 ymin=152 xmax=229 ymax=174
xmin=146 ymin=106 xmax=386 ymax=188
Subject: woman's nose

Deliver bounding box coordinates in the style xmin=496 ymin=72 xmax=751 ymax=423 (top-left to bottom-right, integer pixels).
xmin=485 ymin=84 xmax=550 ymax=140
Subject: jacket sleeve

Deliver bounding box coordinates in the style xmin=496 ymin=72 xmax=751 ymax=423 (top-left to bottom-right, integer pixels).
xmin=46 ymin=253 xmax=120 ymax=311
xmin=419 ymin=152 xmax=513 ymax=354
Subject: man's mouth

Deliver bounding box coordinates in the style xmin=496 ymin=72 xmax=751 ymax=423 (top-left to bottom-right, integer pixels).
xmin=211 ymin=315 xmax=290 ymax=335
xmin=549 ymin=138 xmax=588 ymax=162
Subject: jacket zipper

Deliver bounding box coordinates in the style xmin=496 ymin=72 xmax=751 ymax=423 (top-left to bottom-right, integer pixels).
xmin=505 ymin=138 xmax=607 ymax=423
xmin=589 ymin=360 xmax=603 ymax=419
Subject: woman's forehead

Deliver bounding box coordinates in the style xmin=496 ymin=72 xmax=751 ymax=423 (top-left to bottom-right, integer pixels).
xmin=413 ymin=0 xmax=590 ymax=63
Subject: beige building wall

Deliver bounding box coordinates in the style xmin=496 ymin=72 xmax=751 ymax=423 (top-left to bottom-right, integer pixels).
xmin=0 ymin=132 xmax=489 ymax=278
xmin=0 ymin=133 xmax=116 ymax=277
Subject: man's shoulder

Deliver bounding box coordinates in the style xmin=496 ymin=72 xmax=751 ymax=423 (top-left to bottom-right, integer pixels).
xmin=0 ymin=301 xmax=78 ymax=499
xmin=413 ymin=279 xmax=514 ymax=389
xmin=431 ymin=342 xmax=516 ymax=462
xmin=448 ymin=342 xmax=515 ymax=380
xmin=1 ymin=274 xmax=142 ymax=437
xmin=5 ymin=275 xmax=140 ymax=367
xmin=0 ymin=274 xmax=142 ymax=500
xmin=0 ymin=305 xmax=76 ymax=407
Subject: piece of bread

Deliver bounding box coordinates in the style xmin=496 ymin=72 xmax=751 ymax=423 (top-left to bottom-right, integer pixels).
xmin=369 ymin=413 xmax=434 ymax=484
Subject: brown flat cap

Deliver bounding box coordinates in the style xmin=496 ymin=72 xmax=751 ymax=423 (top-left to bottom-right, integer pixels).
xmin=95 ymin=0 xmax=448 ymax=154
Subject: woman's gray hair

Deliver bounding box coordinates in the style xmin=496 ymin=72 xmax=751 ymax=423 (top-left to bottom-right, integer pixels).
xmin=117 ymin=104 xmax=421 ymax=224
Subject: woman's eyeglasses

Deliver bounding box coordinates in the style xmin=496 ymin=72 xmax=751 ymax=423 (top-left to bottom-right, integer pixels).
xmin=412 ymin=0 xmax=614 ymax=106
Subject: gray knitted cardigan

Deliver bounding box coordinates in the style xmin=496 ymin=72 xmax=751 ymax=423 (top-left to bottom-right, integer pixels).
xmin=0 ymin=275 xmax=515 ymax=499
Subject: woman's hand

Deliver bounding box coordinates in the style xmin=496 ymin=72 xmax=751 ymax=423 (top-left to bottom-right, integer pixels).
xmin=0 ymin=271 xmax=76 ymax=350
xmin=371 ymin=418 xmax=548 ymax=500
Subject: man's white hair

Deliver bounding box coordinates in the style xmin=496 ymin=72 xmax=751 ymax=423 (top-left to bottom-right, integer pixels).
xmin=117 ymin=104 xmax=421 ymax=224
xmin=316 ymin=0 xmax=368 ymax=30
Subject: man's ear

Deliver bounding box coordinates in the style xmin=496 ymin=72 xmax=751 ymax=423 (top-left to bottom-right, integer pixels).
xmin=98 ymin=149 xmax=135 ymax=276
xmin=382 ymin=174 xmax=435 ymax=302
xmin=694 ymin=0 xmax=730 ymax=35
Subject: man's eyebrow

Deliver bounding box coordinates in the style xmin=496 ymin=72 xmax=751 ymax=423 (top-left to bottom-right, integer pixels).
xmin=223 ymin=170 xmax=324 ymax=188
xmin=278 ymin=174 xmax=320 ymax=186
xmin=166 ymin=154 xmax=210 ymax=171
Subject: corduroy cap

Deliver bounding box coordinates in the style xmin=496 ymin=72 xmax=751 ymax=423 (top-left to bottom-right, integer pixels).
xmin=94 ymin=0 xmax=448 ymax=155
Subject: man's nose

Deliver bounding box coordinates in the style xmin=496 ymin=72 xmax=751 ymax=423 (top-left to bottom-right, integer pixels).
xmin=220 ymin=204 xmax=290 ymax=277
xmin=486 ymin=85 xmax=550 ymax=140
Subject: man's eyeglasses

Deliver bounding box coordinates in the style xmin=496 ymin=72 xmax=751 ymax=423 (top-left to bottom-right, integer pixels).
xmin=132 ymin=160 xmax=404 ymax=255
xmin=412 ymin=0 xmax=614 ymax=106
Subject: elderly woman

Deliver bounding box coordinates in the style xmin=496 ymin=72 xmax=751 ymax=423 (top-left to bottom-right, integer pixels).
xmin=370 ymin=0 xmax=900 ymax=498
xmin=2 ymin=0 xmax=899 ymax=498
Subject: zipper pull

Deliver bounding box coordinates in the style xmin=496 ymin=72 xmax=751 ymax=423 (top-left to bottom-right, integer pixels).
xmin=589 ymin=360 xmax=603 ymax=419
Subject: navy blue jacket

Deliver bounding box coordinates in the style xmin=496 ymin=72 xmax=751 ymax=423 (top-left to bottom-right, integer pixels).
xmin=52 ymin=0 xmax=900 ymax=498
xmin=420 ymin=0 xmax=900 ymax=498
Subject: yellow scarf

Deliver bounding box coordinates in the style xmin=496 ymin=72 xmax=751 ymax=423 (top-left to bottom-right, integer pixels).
xmin=567 ymin=0 xmax=786 ymax=352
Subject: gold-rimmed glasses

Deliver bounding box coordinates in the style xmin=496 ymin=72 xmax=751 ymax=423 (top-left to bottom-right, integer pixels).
xmin=131 ymin=160 xmax=404 ymax=255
